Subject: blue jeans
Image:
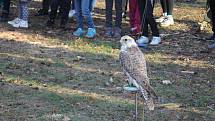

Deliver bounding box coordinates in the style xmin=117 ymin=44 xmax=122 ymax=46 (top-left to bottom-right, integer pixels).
xmin=74 ymin=0 xmax=94 ymax=28
xmin=90 ymin=0 xmax=96 ymax=11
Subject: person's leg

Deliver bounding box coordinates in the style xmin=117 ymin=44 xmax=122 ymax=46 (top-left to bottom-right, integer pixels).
xmin=147 ymin=1 xmax=159 ymax=37
xmin=160 ymin=0 xmax=174 ymax=26
xmin=138 ymin=0 xmax=149 ymax=37
xmin=82 ymin=0 xmax=96 ymax=38
xmin=156 ymin=0 xmax=167 ymax=23
xmin=82 ymin=0 xmax=94 ymax=28
xmin=129 ymin=0 xmax=135 ymax=28
xmin=60 ymin=0 xmax=71 ymax=28
xmin=2 ymin=0 xmax=10 ymax=16
xmin=73 ymin=0 xmax=84 ymax=37
xmin=69 ymin=0 xmax=76 ymax=18
xmin=208 ymin=0 xmax=215 ymax=48
xmin=35 ymin=0 xmax=50 ymax=16
xmin=136 ymin=0 xmax=149 ymax=45
xmin=20 ymin=1 xmax=29 ymax=21
xmin=113 ymin=0 xmax=122 ymax=38
xmin=166 ymin=0 xmax=173 ymax=15
xmin=74 ymin=0 xmax=83 ymax=29
xmin=105 ymin=0 xmax=113 ymax=28
xmin=47 ymin=0 xmax=59 ymax=26
xmin=0 ymin=0 xmax=11 ymax=21
xmin=115 ymin=0 xmax=122 ymax=28
xmin=42 ymin=0 xmax=50 ymax=12
xmin=160 ymin=0 xmax=167 ymax=15
xmin=89 ymin=0 xmax=96 ymax=12
xmin=129 ymin=0 xmax=141 ymax=34
xmin=208 ymin=0 xmax=215 ymax=45
xmin=49 ymin=0 xmax=59 ymax=20
xmin=10 ymin=1 xmax=28 ymax=28
xmin=209 ymin=0 xmax=215 ymax=36
xmin=71 ymin=0 xmax=75 ymax=10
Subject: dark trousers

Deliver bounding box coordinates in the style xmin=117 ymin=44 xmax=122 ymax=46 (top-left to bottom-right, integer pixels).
xmin=105 ymin=0 xmax=122 ymax=28
xmin=160 ymin=0 xmax=174 ymax=15
xmin=2 ymin=0 xmax=11 ymax=16
xmin=138 ymin=0 xmax=159 ymax=37
xmin=49 ymin=0 xmax=71 ymax=21
xmin=42 ymin=0 xmax=51 ymax=12
xmin=209 ymin=0 xmax=215 ymax=36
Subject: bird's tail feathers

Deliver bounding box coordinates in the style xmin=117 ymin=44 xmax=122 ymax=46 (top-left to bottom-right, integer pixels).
xmin=147 ymin=85 xmax=158 ymax=100
xmin=146 ymin=97 xmax=155 ymax=111
xmin=139 ymin=87 xmax=155 ymax=110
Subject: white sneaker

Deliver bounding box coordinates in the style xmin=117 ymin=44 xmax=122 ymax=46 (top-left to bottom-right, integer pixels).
xmin=12 ymin=19 xmax=28 ymax=28
xmin=156 ymin=16 xmax=167 ymax=23
xmin=69 ymin=10 xmax=76 ymax=18
xmin=8 ymin=18 xmax=21 ymax=25
xmin=137 ymin=36 xmax=149 ymax=44
xmin=150 ymin=36 xmax=161 ymax=45
xmin=160 ymin=16 xmax=174 ymax=27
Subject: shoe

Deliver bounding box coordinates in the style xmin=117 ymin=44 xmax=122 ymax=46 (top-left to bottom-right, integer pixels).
xmin=113 ymin=27 xmax=121 ymax=38
xmin=150 ymin=36 xmax=161 ymax=45
xmin=73 ymin=28 xmax=84 ymax=37
xmin=208 ymin=42 xmax=215 ymax=49
xmin=11 ymin=19 xmax=28 ymax=28
xmin=85 ymin=28 xmax=96 ymax=38
xmin=156 ymin=16 xmax=167 ymax=23
xmin=8 ymin=18 xmax=21 ymax=25
xmin=46 ymin=19 xmax=55 ymax=27
xmin=136 ymin=36 xmax=149 ymax=45
xmin=0 ymin=15 xmax=9 ymax=22
xmin=69 ymin=10 xmax=76 ymax=18
xmin=104 ymin=27 xmax=113 ymax=37
xmin=35 ymin=9 xmax=48 ymax=16
xmin=160 ymin=16 xmax=174 ymax=27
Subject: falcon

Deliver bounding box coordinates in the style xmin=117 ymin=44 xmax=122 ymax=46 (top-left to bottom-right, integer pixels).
xmin=119 ymin=35 xmax=157 ymax=110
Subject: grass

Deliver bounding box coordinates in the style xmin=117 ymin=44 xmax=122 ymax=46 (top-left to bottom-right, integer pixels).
xmin=0 ymin=0 xmax=215 ymax=121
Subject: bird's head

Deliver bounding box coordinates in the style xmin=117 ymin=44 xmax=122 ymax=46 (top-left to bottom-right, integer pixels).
xmin=120 ymin=35 xmax=137 ymax=51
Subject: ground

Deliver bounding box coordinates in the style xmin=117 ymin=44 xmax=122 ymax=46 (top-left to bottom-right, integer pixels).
xmin=0 ymin=0 xmax=215 ymax=121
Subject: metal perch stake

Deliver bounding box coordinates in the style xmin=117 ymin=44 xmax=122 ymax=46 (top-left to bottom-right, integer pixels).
xmin=123 ymin=85 xmax=144 ymax=121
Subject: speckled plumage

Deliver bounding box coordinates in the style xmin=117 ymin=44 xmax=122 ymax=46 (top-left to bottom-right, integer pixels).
xmin=119 ymin=35 xmax=157 ymax=110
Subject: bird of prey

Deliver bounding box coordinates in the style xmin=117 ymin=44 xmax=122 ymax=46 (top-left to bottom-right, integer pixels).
xmin=119 ymin=35 xmax=157 ymax=110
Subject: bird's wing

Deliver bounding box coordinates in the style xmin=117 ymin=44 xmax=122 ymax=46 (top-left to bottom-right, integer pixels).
xmin=119 ymin=48 xmax=157 ymax=98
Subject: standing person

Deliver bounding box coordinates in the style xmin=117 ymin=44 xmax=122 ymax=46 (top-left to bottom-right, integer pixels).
xmin=208 ymin=0 xmax=215 ymax=49
xmin=0 ymin=0 xmax=11 ymax=22
xmin=46 ymin=0 xmax=71 ymax=28
xmin=72 ymin=0 xmax=96 ymax=38
xmin=137 ymin=0 xmax=161 ymax=46
xmin=156 ymin=0 xmax=174 ymax=27
xmin=8 ymin=0 xmax=30 ymax=28
xmin=129 ymin=0 xmax=141 ymax=35
xmin=35 ymin=0 xmax=50 ymax=16
xmin=104 ymin=0 xmax=122 ymax=38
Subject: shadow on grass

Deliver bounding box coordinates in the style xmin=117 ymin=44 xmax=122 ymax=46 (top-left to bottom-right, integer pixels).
xmin=0 ymin=38 xmax=214 ymax=120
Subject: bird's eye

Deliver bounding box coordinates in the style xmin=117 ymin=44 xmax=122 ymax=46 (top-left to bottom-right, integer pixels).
xmin=125 ymin=39 xmax=127 ymax=41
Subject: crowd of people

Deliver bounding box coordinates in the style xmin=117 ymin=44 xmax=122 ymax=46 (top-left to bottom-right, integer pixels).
xmin=0 ymin=0 xmax=214 ymax=48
